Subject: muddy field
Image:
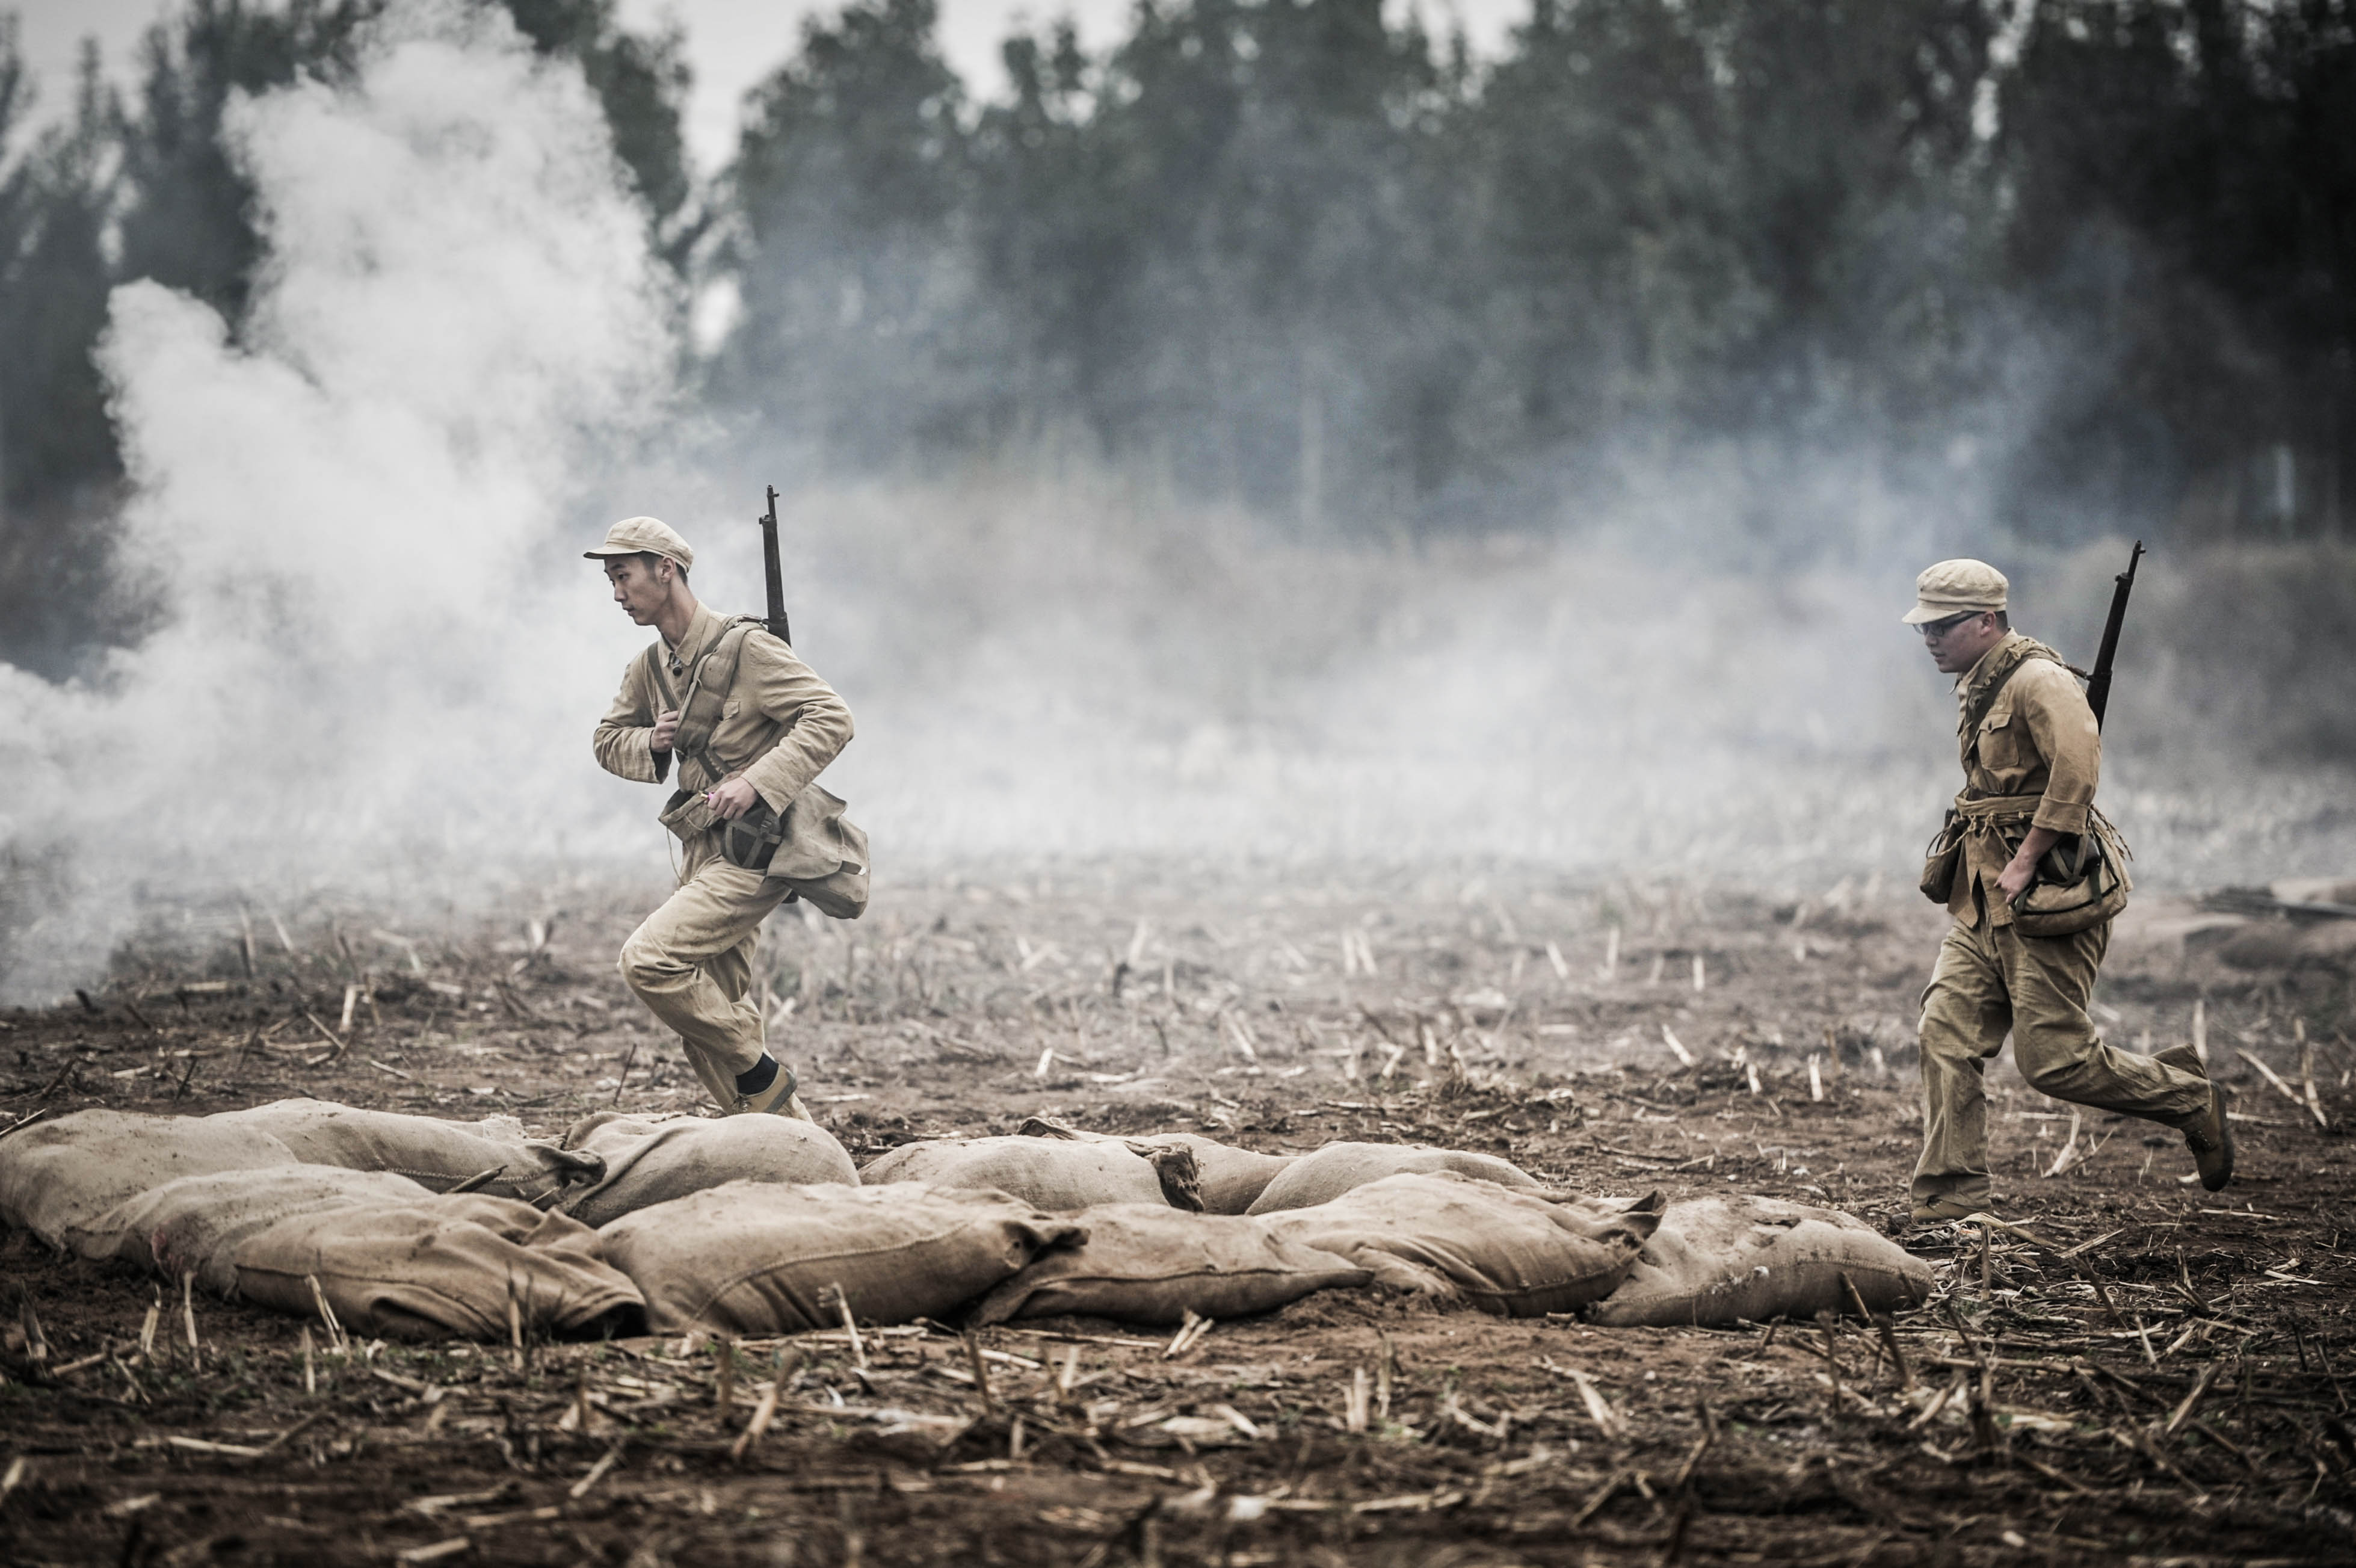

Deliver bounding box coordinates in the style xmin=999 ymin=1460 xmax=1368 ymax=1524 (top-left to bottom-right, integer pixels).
xmin=2 ymin=866 xmax=2351 ymax=1567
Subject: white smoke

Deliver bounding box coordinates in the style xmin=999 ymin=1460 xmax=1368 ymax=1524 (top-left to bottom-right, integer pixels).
xmin=0 ymin=0 xmax=2345 ymax=1007
xmin=0 ymin=0 xmax=677 ymax=1001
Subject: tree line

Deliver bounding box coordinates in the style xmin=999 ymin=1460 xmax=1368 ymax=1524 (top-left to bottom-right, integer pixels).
xmin=2 ymin=0 xmax=2352 ymax=676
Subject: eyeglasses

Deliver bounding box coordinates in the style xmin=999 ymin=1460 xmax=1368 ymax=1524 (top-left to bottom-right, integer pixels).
xmin=1915 ymin=611 xmax=1984 ymax=640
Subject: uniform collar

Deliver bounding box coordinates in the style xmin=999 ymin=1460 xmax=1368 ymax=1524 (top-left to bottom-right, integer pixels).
xmin=662 ymin=602 xmax=725 ymax=676
xmin=1954 ymin=631 xmax=2028 ymax=706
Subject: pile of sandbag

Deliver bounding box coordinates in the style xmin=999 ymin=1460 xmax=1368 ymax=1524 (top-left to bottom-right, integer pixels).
xmin=2 ymin=1100 xmax=1937 ymax=1342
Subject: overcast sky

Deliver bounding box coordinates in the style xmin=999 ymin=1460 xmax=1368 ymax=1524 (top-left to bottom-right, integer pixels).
xmin=16 ymin=0 xmax=1526 ymax=176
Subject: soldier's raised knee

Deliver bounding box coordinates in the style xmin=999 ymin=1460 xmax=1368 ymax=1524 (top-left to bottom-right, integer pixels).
xmin=617 ymin=932 xmax=668 ymax=997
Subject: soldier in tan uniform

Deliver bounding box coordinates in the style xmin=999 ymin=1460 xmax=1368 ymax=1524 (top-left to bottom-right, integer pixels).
xmin=588 ymin=517 xmax=865 ymax=1117
xmin=1904 ymin=559 xmax=2231 ymax=1225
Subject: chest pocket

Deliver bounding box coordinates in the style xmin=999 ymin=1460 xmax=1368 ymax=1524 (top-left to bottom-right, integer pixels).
xmin=1976 ymin=706 xmax=2022 ymax=776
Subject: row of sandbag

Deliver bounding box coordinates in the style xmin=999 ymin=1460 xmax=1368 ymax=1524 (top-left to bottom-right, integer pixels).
xmin=0 ymin=1102 xmax=1931 ymax=1341
xmin=0 ymin=1102 xmax=857 ymax=1342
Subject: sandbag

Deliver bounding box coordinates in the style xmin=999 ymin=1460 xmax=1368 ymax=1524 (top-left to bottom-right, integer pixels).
xmin=973 ymin=1204 xmax=1371 ymax=1326
xmin=230 ymin=1191 xmax=645 ymax=1341
xmin=1259 ymin=1172 xmax=1662 ymax=1316
xmin=1245 ymin=1141 xmax=1540 ymax=1214
xmin=555 ymin=1111 xmax=858 ymax=1227
xmin=78 ymin=1167 xmax=435 ymax=1292
xmin=1589 ymin=1196 xmax=1934 ymax=1328
xmin=599 ymin=1179 xmax=1082 ymax=1335
xmin=860 ymin=1135 xmax=1198 ymax=1212
xmin=1019 ymin=1120 xmax=1294 ymax=1215
xmin=210 ymin=1100 xmax=600 ymax=1203
xmin=0 ymin=1110 xmax=300 ymax=1248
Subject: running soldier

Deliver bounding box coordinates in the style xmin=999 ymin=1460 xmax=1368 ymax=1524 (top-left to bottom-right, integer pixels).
xmin=588 ymin=516 xmax=863 ymax=1117
xmin=1904 ymin=558 xmax=2231 ymax=1226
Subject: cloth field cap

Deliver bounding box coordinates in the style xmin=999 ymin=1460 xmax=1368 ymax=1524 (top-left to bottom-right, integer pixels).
xmin=1901 ymin=558 xmax=2007 ymax=624
xmin=585 ymin=516 xmax=693 ymax=572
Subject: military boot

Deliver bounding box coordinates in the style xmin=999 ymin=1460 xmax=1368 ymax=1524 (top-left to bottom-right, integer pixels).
xmin=732 ymin=1062 xmax=804 ymax=1118
xmin=1907 ymin=1194 xmax=1986 ymax=1229
xmin=2153 ymin=1044 xmax=2234 ymax=1191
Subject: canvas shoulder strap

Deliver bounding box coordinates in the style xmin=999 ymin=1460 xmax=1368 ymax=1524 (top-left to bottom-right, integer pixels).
xmin=640 ymin=641 xmax=674 ymax=712
xmin=670 ymin=617 xmax=765 ymax=765
xmin=1957 ymin=637 xmax=2064 ymax=750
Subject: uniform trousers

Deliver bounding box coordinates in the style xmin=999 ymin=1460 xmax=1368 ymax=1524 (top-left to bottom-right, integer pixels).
xmin=618 ymin=833 xmax=795 ymax=1110
xmin=1911 ymin=900 xmax=2210 ymax=1211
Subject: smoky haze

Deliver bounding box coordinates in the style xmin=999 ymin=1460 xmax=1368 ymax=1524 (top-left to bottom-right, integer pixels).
xmin=0 ymin=0 xmax=2351 ymax=1005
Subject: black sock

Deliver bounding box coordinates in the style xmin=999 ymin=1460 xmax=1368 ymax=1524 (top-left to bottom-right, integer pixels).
xmin=735 ymin=1055 xmax=780 ymax=1096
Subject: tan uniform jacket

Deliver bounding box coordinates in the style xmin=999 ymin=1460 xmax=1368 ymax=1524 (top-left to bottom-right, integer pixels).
xmin=1949 ymin=632 xmax=2100 ymax=926
xmin=593 ymin=602 xmax=854 ymax=824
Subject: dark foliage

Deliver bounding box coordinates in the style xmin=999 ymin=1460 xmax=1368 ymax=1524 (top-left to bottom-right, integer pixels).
xmin=723 ymin=0 xmax=2356 ymax=543
xmin=2 ymin=0 xmax=2352 ymax=679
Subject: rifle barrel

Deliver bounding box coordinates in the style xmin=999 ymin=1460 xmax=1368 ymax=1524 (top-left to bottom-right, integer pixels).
xmin=2082 ymin=539 xmax=2143 ymax=731
xmin=759 ymin=483 xmax=790 ymax=645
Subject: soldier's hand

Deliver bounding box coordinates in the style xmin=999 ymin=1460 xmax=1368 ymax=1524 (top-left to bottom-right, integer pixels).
xmin=651 ymin=708 xmax=680 ymax=754
xmin=1996 ymin=856 xmax=2037 ymax=903
xmin=706 ymin=776 xmax=760 ymax=820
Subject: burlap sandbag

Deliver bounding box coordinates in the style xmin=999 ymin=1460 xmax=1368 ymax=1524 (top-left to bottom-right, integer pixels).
xmin=1259 ymin=1172 xmax=1663 ymax=1316
xmin=555 ymin=1111 xmax=859 ymax=1227
xmin=1589 ymin=1196 xmax=1934 ymax=1328
xmin=972 ymin=1204 xmax=1371 ymax=1326
xmin=1244 ymin=1142 xmax=1540 ymax=1214
xmin=860 ymin=1135 xmax=1199 ymax=1212
xmin=81 ymin=1167 xmax=434 ymax=1292
xmin=230 ymin=1192 xmax=646 ymax=1341
xmin=0 ymin=1110 xmax=300 ymax=1248
xmin=599 ymin=1179 xmax=1082 ymax=1335
xmin=1019 ymin=1120 xmax=1294 ymax=1215
xmin=211 ymin=1100 xmax=600 ymax=1204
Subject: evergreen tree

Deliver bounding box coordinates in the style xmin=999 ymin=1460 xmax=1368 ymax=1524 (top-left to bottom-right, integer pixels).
xmin=0 ymin=35 xmax=145 ymax=676
xmin=721 ymin=0 xmax=991 ymax=468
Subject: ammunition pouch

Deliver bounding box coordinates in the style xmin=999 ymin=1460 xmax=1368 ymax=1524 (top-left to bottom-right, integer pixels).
xmin=1919 ymin=810 xmax=1963 ymax=905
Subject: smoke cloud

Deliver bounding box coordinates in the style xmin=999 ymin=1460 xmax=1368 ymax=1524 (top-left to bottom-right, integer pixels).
xmin=0 ymin=0 xmax=2347 ymax=1006
xmin=0 ymin=0 xmax=677 ymax=1001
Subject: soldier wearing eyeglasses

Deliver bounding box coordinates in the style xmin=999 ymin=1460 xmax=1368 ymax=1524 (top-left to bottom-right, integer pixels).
xmin=1901 ymin=559 xmax=2230 ymax=1229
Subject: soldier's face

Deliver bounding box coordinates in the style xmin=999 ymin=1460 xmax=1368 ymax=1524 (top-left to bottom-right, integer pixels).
xmin=605 ymin=557 xmax=672 ymax=624
xmin=1921 ymin=610 xmax=2003 ymax=674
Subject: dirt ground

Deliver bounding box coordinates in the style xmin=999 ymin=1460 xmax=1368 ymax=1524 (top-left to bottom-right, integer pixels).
xmin=2 ymin=865 xmax=2352 ymax=1567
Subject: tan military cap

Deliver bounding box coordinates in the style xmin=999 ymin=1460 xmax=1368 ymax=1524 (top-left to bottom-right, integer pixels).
xmin=584 ymin=516 xmax=694 ymax=571
xmin=1901 ymin=558 xmax=2008 ymax=624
